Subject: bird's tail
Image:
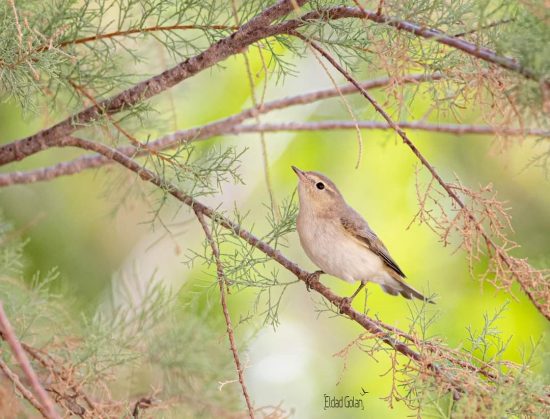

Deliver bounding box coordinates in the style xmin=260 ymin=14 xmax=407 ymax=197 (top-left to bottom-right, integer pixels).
xmin=381 ymin=276 xmax=434 ymax=304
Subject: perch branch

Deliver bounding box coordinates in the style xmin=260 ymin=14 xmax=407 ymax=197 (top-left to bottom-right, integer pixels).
xmin=11 ymin=134 xmax=502 ymax=398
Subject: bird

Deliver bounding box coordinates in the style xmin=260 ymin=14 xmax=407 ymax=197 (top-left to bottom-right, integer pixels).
xmin=292 ymin=166 xmax=433 ymax=308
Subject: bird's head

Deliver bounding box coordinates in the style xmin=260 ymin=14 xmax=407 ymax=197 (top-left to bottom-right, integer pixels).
xmin=291 ymin=166 xmax=345 ymax=215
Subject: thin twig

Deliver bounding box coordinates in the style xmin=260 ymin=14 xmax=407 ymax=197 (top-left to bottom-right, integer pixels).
xmin=453 ymin=18 xmax=515 ymax=38
xmin=306 ymin=39 xmax=364 ymax=168
xmin=56 ymin=24 xmax=239 ymax=49
xmin=0 ymin=303 xmax=60 ymax=419
xmin=194 ymin=211 xmax=255 ymax=419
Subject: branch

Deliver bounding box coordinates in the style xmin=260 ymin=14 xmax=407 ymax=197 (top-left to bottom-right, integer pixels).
xmin=297 ymin=7 xmax=544 ymax=84
xmin=0 ymin=73 xmax=443 ymax=186
xmin=1 ymin=118 xmax=545 ymax=188
xmin=298 ymin=34 xmax=550 ymax=321
xmin=4 ymin=25 xmax=241 ymax=71
xmin=22 ymin=134 xmax=518 ymax=399
xmin=194 ymin=211 xmax=255 ymax=419
xmin=0 ymin=0 xmax=309 ymax=166
xmin=1 ymin=1 xmax=544 ymax=167
xmin=0 ymin=357 xmax=51 ymax=418
xmin=0 ymin=303 xmax=60 ymax=419
xmin=55 ymin=24 xmax=239 ymax=49
xmin=226 ymin=121 xmax=550 ymax=137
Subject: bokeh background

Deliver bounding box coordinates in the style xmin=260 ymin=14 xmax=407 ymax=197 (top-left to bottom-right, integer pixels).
xmin=1 ymin=41 xmax=549 ymax=417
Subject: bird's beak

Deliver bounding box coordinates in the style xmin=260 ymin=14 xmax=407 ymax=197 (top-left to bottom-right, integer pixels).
xmin=291 ymin=166 xmax=306 ymax=180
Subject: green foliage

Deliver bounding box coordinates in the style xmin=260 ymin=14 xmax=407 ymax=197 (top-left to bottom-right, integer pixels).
xmin=0 ymin=213 xmax=26 ymax=276
xmin=415 ymin=304 xmax=549 ymax=418
xmin=0 ymin=1 xmax=549 ymax=417
xmin=0 ymin=211 xmax=243 ymax=417
xmin=188 ymin=193 xmax=300 ymax=329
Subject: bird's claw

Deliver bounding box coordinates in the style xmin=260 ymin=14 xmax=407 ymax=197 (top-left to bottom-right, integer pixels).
xmin=338 ymin=297 xmax=351 ymax=314
xmin=305 ymin=270 xmax=323 ymax=292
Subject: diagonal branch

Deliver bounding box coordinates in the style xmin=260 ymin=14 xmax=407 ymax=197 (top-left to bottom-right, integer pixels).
xmin=194 ymin=211 xmax=255 ymax=419
xmin=0 ymin=303 xmax=60 ymax=419
xmin=14 ymin=133 xmax=526 ymax=400
xmin=298 ymin=34 xmax=550 ymax=321
xmin=0 ymin=357 xmax=51 ymax=419
xmin=1 ymin=1 xmax=544 ymax=167
xmin=296 ymin=6 xmax=545 ymax=84
xmin=0 ymin=0 xmax=309 ymax=166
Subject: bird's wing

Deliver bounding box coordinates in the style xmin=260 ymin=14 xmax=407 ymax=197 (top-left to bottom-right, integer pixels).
xmin=340 ymin=211 xmax=406 ymax=278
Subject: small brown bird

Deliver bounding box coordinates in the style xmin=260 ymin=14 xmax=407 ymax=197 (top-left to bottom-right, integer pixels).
xmin=292 ymin=166 xmax=433 ymax=306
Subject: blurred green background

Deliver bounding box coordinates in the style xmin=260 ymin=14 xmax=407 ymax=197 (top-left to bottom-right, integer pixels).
xmin=1 ymin=44 xmax=549 ymax=418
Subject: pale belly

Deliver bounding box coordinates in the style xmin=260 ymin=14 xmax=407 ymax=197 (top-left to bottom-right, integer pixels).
xmin=297 ymin=215 xmax=387 ymax=284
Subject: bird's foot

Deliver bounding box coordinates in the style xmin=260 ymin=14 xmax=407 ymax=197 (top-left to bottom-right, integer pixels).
xmin=305 ymin=270 xmax=323 ymax=292
xmin=338 ymin=297 xmax=352 ymax=314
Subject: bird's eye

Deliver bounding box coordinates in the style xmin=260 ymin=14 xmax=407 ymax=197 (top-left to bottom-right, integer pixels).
xmin=316 ymin=182 xmax=325 ymax=190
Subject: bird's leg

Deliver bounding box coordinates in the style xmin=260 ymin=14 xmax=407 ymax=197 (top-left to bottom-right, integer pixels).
xmin=305 ymin=270 xmax=324 ymax=292
xmin=339 ymin=281 xmax=366 ymax=313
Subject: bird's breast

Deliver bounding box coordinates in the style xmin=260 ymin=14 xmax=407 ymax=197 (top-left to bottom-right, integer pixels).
xmin=297 ymin=211 xmax=384 ymax=283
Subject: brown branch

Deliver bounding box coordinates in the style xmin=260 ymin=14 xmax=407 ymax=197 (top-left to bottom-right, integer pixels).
xmin=294 ymin=7 xmax=543 ymax=83
xmin=8 ymin=134 xmax=476 ymax=396
xmin=297 ymin=34 xmax=550 ymax=321
xmin=0 ymin=357 xmax=50 ymax=418
xmin=0 ymin=303 xmax=60 ymax=419
xmin=0 ymin=73 xmax=445 ymax=187
xmin=194 ymin=211 xmax=255 ymax=419
xmin=226 ymin=121 xmax=550 ymax=137
xmin=3 ymin=118 xmax=543 ymax=188
xmin=1 ymin=1 xmax=544 ymax=168
xmin=0 ymin=0 xmax=309 ymax=166
xmin=0 ymin=118 xmax=545 ymax=188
